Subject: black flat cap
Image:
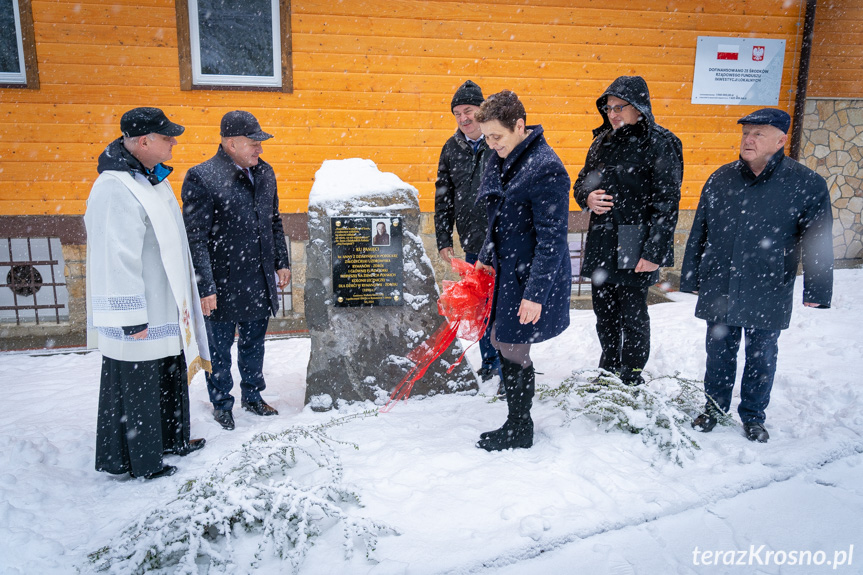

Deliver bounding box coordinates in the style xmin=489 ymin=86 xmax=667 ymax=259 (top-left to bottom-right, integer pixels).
xmin=220 ymin=110 xmax=273 ymax=141
xmin=121 ymin=107 xmax=185 ymax=138
xmin=737 ymin=108 xmax=791 ymax=134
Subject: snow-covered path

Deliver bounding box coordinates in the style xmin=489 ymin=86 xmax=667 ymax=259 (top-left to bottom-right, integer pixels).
xmin=1 ymin=270 xmax=861 ymax=575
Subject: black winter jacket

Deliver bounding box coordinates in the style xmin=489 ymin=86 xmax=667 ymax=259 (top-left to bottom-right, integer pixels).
xmin=573 ymin=76 xmax=683 ymax=287
xmin=434 ymin=130 xmax=494 ymax=254
xmin=181 ymin=146 xmax=290 ymax=321
xmin=680 ymin=150 xmax=833 ymax=330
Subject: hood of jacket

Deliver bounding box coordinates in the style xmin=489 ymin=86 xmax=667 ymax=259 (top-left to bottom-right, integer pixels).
xmin=593 ymin=75 xmax=655 ymax=137
xmin=97 ymin=137 xmax=173 ymax=185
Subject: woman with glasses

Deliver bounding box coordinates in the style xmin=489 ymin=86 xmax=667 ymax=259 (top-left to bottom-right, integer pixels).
xmin=473 ymin=91 xmax=572 ymax=451
xmin=573 ymin=75 xmax=683 ymax=387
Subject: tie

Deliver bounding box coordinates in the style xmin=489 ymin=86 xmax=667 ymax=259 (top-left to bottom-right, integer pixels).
xmin=242 ymin=168 xmax=251 ymax=180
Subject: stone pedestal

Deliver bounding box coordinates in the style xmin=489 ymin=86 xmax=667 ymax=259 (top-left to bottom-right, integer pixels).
xmin=303 ymin=159 xmax=477 ymax=410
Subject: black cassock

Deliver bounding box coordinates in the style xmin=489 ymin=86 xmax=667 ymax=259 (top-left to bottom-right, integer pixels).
xmin=95 ymin=353 xmax=191 ymax=477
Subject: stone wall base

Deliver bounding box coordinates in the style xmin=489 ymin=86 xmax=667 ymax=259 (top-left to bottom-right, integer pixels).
xmin=800 ymin=98 xmax=863 ymax=260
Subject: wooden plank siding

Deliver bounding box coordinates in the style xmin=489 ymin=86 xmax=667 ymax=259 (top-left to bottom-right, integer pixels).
xmin=807 ymin=0 xmax=863 ymax=98
xmin=0 ymin=0 xmax=808 ymax=216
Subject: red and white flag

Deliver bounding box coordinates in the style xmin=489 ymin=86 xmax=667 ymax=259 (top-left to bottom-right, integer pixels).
xmin=717 ymin=44 xmax=739 ymax=60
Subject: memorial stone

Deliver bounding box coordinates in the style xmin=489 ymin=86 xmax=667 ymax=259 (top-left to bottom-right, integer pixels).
xmin=304 ymin=159 xmax=478 ymax=410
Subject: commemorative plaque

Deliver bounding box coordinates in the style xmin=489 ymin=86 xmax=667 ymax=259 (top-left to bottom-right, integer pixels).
xmin=332 ymin=217 xmax=404 ymax=307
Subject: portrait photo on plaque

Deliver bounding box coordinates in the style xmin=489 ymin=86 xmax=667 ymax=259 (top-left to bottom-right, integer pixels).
xmin=372 ymin=219 xmax=391 ymax=246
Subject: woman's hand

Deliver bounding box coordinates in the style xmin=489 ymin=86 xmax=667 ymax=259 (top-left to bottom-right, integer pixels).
xmin=475 ymin=261 xmax=494 ymax=274
xmin=518 ymin=299 xmax=542 ymax=324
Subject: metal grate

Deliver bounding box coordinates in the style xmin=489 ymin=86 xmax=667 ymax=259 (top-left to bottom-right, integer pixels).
xmin=0 ymin=237 xmax=69 ymax=325
xmin=569 ymin=231 xmax=592 ymax=296
xmin=275 ymin=237 xmax=293 ymax=317
xmin=276 ymin=280 xmax=293 ymax=317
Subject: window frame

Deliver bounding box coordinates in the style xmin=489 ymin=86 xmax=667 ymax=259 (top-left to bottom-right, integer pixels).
xmin=0 ymin=0 xmax=39 ymax=89
xmin=175 ymin=0 xmax=292 ymax=93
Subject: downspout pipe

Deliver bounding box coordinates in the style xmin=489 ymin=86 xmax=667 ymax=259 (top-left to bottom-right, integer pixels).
xmin=790 ymin=0 xmax=818 ymax=160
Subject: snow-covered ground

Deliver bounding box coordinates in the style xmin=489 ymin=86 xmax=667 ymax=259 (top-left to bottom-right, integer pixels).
xmin=1 ymin=269 xmax=862 ymax=575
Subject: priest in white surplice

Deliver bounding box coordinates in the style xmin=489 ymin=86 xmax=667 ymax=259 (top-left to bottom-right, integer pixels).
xmin=85 ymin=107 xmax=210 ymax=480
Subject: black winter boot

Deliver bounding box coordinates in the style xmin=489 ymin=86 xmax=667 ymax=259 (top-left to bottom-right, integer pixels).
xmin=477 ymin=357 xmax=534 ymax=451
xmin=479 ymin=356 xmax=525 ymax=440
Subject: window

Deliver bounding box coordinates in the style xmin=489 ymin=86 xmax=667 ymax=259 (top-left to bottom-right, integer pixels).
xmin=176 ymin=0 xmax=292 ymax=92
xmin=0 ymin=0 xmax=38 ymax=89
xmin=1 ymin=237 xmax=69 ymax=325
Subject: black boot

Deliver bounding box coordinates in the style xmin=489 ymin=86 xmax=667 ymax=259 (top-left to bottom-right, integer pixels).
xmin=477 ymin=357 xmax=534 ymax=451
xmin=480 ymin=364 xmax=516 ymax=440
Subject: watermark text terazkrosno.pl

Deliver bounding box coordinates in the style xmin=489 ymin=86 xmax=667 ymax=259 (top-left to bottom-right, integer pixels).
xmin=692 ymin=545 xmax=854 ymax=569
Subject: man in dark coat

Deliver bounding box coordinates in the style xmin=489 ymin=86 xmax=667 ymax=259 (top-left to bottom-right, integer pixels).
xmin=182 ymin=110 xmax=291 ymax=430
xmin=681 ymin=108 xmax=833 ymax=443
xmin=434 ymin=80 xmax=500 ymax=382
xmin=573 ymin=76 xmax=683 ymax=385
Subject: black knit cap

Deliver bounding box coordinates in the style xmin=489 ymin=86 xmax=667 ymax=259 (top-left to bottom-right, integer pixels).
xmin=121 ymin=107 xmax=185 ymax=138
xmin=451 ymin=80 xmax=485 ymax=112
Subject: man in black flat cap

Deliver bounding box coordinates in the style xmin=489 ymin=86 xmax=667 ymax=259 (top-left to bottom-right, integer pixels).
xmin=182 ymin=110 xmax=290 ymax=430
xmin=681 ymin=108 xmax=833 ymax=443
xmin=86 ymin=107 xmax=209 ymax=480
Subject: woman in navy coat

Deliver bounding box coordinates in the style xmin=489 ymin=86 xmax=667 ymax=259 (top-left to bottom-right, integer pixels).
xmin=474 ymin=91 xmax=572 ymax=451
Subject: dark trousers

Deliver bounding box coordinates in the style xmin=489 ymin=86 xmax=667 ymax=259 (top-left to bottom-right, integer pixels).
xmin=206 ymin=318 xmax=269 ymax=411
xmin=591 ymin=281 xmax=650 ymax=383
xmin=704 ymin=322 xmax=781 ymax=425
xmin=95 ymin=353 xmax=190 ymax=477
xmin=465 ymin=252 xmax=500 ymax=370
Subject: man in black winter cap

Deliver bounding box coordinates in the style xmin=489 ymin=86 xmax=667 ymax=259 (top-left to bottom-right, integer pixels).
xmin=434 ymin=80 xmax=501 ymax=384
xmin=681 ymin=108 xmax=833 ymax=443
xmin=573 ymin=76 xmax=683 ymax=388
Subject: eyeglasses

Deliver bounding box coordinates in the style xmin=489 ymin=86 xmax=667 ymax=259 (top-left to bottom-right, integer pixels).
xmin=601 ymin=103 xmax=632 ymax=114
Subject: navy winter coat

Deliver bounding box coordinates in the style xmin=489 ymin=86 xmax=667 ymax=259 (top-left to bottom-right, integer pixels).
xmin=573 ymin=75 xmax=683 ymax=287
xmin=181 ymin=146 xmax=290 ymax=322
xmin=477 ymin=125 xmax=572 ymax=344
xmin=680 ymin=150 xmax=833 ymax=330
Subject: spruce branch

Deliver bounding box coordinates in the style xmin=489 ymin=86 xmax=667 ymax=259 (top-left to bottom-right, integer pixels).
xmin=538 ymin=370 xmax=730 ymax=466
xmin=87 ymin=410 xmax=397 ymax=575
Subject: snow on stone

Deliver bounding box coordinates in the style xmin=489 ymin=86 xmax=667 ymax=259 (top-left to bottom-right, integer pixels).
xmin=402 ymin=292 xmax=430 ymax=311
xmin=308 ymin=158 xmax=417 ymax=213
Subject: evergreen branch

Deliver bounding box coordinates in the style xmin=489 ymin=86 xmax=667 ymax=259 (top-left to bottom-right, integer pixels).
xmin=87 ymin=410 xmax=397 ymax=574
xmin=538 ymin=370 xmax=728 ymax=466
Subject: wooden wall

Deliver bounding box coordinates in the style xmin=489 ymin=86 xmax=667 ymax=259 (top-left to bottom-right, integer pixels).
xmin=0 ymin=0 xmax=807 ymax=217
xmin=808 ymin=0 xmax=863 ymax=98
